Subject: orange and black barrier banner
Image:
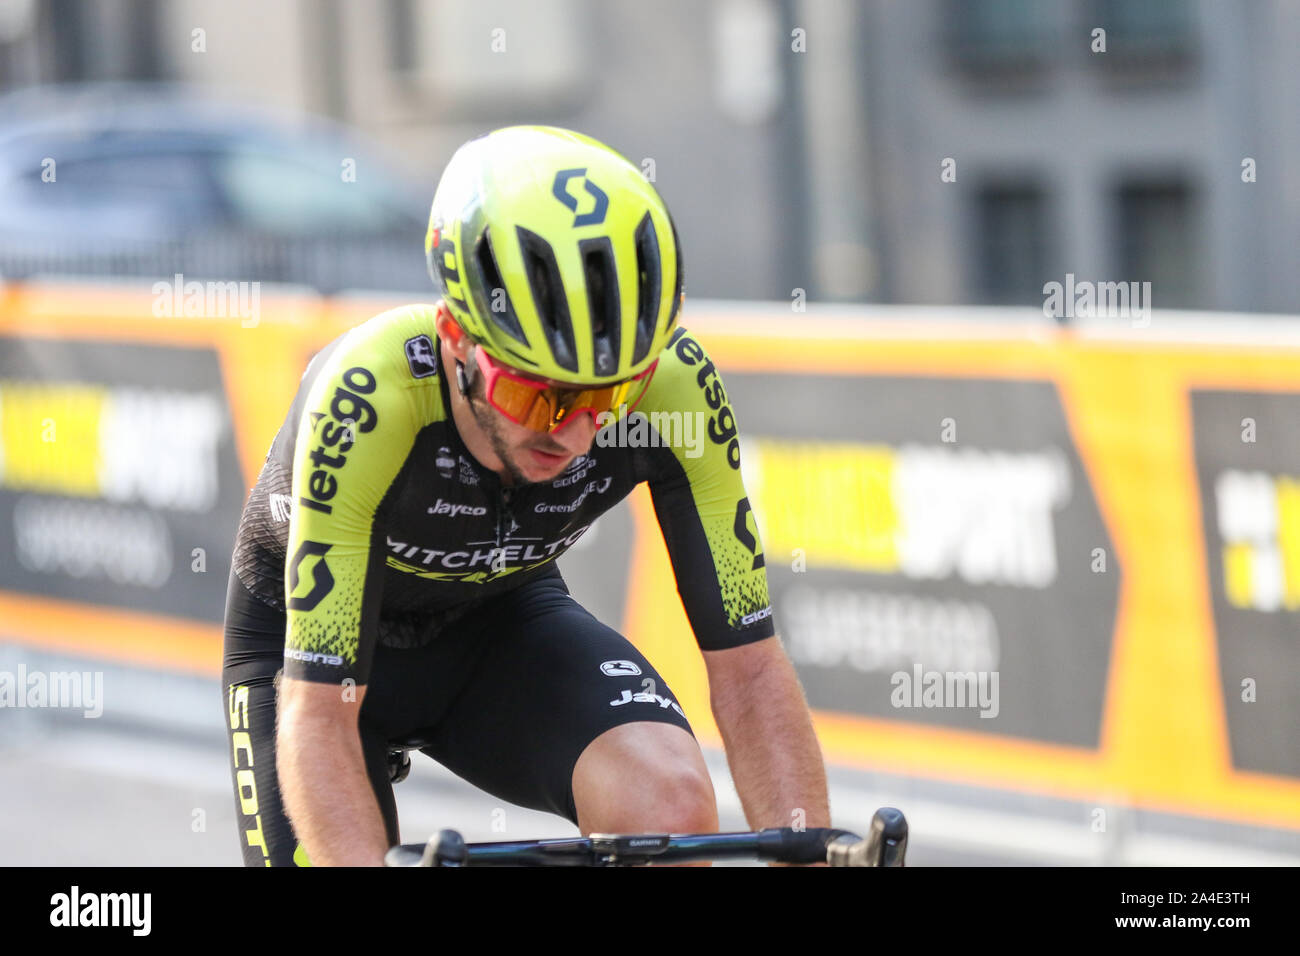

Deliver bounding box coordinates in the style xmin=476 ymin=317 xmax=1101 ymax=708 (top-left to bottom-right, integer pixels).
xmin=0 ymin=335 xmax=244 ymax=621
xmin=2 ymin=282 xmax=1298 ymax=836
xmin=597 ymin=319 xmax=1300 ymax=836
xmin=1191 ymin=389 xmax=1300 ymax=779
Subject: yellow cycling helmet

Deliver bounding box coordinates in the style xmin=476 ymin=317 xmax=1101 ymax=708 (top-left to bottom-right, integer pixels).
xmin=426 ymin=125 xmax=683 ymax=385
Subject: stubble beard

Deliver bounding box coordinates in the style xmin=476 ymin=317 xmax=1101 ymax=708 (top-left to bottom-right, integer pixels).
xmin=466 ymin=387 xmax=534 ymax=487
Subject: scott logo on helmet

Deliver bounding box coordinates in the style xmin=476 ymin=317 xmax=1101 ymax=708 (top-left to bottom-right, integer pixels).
xmin=552 ymin=168 xmax=609 ymax=227
xmin=299 ymin=366 xmax=379 ymax=515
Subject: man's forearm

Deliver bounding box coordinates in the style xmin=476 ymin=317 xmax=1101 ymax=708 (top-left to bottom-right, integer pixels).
xmin=708 ymin=641 xmax=830 ymax=831
xmin=277 ymin=711 xmax=389 ymax=866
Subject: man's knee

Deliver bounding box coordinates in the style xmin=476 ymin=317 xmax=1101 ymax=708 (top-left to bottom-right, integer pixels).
xmin=572 ymin=723 xmax=718 ymax=833
xmin=637 ymin=764 xmax=718 ymax=833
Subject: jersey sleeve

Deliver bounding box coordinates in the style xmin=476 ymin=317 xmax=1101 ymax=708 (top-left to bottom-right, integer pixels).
xmin=638 ymin=327 xmax=775 ymax=650
xmin=282 ymin=307 xmax=441 ymax=684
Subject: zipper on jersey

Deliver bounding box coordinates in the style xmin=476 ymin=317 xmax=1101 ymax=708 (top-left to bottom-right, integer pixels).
xmin=495 ymin=485 xmax=515 ymax=548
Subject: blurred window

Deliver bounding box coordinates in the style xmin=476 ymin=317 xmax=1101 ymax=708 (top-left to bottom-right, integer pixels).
xmin=38 ymin=0 xmax=162 ymax=83
xmin=947 ymin=0 xmax=1052 ymax=73
xmin=44 ymin=0 xmax=88 ymax=81
xmin=1091 ymin=0 xmax=1195 ymax=62
xmin=974 ymin=184 xmax=1050 ymax=305
xmin=400 ymin=0 xmax=589 ymax=112
xmin=387 ymin=0 xmax=417 ymax=73
xmin=713 ymin=0 xmax=782 ymax=125
xmin=1116 ymin=181 xmax=1198 ymax=308
xmin=213 ymin=148 xmax=419 ymax=237
xmin=55 ymin=151 xmax=204 ymax=192
xmin=38 ymin=151 xmax=217 ymax=227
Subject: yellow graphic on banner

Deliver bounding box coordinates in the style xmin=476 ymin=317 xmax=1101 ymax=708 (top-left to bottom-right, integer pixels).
xmin=1216 ymin=470 xmax=1300 ymax=611
xmin=747 ymin=439 xmax=899 ymax=572
xmin=1278 ymin=477 xmax=1300 ymax=608
xmin=0 ymin=381 xmax=107 ymax=496
xmin=1222 ymin=543 xmax=1254 ymax=608
xmin=747 ymin=439 xmax=1071 ymax=586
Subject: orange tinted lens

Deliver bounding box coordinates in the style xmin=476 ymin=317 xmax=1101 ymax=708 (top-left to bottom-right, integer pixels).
xmin=496 ymin=373 xmax=655 ymax=433
xmin=566 ymin=384 xmax=619 ymax=412
xmin=548 ymin=377 xmax=650 ymax=427
xmin=616 ymin=374 xmax=652 ymax=412
xmin=522 ymin=395 xmax=557 ymax=431
xmin=489 ymin=374 xmax=546 ymax=422
xmin=590 ymin=379 xmax=646 ymax=419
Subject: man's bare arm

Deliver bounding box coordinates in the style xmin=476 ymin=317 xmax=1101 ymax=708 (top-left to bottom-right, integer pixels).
xmin=276 ymin=678 xmax=389 ymax=867
xmin=704 ymin=635 xmax=830 ymax=831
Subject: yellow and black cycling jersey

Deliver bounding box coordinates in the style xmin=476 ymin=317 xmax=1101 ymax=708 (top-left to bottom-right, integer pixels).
xmin=231 ymin=303 xmax=773 ymax=685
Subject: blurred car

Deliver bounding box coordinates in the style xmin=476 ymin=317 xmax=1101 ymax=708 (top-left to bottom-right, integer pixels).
xmin=0 ymin=82 xmax=433 ymax=294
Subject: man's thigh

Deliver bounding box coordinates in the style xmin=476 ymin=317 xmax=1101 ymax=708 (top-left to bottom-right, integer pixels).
xmin=414 ymin=575 xmax=696 ymax=826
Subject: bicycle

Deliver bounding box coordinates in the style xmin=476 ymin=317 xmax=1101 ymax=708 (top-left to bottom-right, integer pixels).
xmin=382 ymin=736 xmax=908 ymax=867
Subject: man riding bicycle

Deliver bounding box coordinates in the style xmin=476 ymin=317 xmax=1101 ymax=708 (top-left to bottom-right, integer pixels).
xmin=222 ymin=125 xmax=830 ymax=866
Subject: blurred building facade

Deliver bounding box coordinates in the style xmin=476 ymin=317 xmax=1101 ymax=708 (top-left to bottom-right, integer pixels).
xmin=1 ymin=0 xmax=1296 ymax=314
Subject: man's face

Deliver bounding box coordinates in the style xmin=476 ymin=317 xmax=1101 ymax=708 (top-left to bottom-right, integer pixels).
xmin=463 ymin=349 xmax=599 ymax=486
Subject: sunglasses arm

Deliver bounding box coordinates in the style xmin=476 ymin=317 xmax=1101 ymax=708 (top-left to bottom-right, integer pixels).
xmin=455 ymin=358 xmax=474 ymax=397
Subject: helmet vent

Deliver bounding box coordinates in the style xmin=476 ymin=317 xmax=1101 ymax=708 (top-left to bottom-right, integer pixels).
xmin=666 ymin=215 xmax=683 ymax=332
xmin=516 ymin=226 xmax=578 ymax=373
xmin=473 ymin=227 xmax=528 ymax=345
xmin=632 ymin=212 xmax=661 ymax=366
xmin=579 ymin=237 xmax=620 ymax=377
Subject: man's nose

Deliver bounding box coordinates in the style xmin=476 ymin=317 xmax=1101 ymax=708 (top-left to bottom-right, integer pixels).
xmin=552 ymin=412 xmax=598 ymax=453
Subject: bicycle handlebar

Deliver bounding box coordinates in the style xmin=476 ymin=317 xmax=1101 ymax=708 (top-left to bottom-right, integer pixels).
xmin=384 ymin=807 xmax=908 ymax=867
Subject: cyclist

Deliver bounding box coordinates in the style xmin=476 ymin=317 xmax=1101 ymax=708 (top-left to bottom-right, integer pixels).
xmin=222 ymin=125 xmax=830 ymax=866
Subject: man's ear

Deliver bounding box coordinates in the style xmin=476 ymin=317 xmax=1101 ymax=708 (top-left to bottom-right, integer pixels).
xmin=434 ymin=304 xmax=472 ymax=363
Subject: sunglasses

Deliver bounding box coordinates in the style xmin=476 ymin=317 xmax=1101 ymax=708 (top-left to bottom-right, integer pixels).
xmin=472 ymin=347 xmax=658 ymax=434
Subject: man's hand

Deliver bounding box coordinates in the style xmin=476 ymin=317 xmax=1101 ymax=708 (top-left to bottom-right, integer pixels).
xmin=703 ymin=635 xmax=831 ymax=837
xmin=276 ymin=678 xmax=389 ymax=866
